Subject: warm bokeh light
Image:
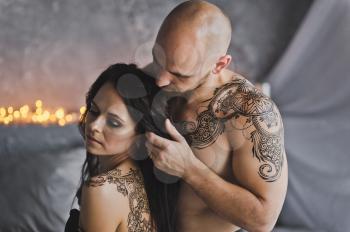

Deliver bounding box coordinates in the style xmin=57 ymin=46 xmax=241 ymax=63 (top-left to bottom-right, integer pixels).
xmin=80 ymin=106 xmax=86 ymax=115
xmin=0 ymin=100 xmax=84 ymax=127
xmin=8 ymin=106 xmax=13 ymax=114
xmin=35 ymin=100 xmax=42 ymax=108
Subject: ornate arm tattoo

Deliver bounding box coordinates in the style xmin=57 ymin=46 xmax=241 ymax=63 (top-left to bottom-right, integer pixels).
xmin=86 ymin=168 xmax=153 ymax=232
xmin=179 ymin=77 xmax=284 ymax=182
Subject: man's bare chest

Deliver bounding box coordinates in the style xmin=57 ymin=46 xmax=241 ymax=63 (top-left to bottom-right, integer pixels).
xmin=168 ymin=96 xmax=232 ymax=174
xmin=168 ymin=76 xmax=245 ymax=151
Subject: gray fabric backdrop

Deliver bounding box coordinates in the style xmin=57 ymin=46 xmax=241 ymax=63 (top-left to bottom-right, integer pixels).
xmin=266 ymin=0 xmax=350 ymax=231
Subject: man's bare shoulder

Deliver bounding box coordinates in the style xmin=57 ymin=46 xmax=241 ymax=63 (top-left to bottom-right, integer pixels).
xmin=211 ymin=73 xmax=279 ymax=121
xmin=179 ymin=71 xmax=279 ymax=149
xmin=212 ymin=73 xmax=285 ymax=183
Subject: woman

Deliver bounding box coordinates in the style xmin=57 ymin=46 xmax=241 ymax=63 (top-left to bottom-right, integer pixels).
xmin=65 ymin=63 xmax=179 ymax=232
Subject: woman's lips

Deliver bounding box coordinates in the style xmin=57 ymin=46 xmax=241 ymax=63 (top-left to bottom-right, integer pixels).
xmin=86 ymin=135 xmax=102 ymax=145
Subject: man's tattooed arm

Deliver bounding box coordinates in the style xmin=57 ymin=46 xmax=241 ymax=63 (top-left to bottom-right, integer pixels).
xmin=181 ymin=78 xmax=285 ymax=182
xmin=82 ymin=168 xmax=153 ymax=232
xmin=212 ymin=78 xmax=284 ymax=182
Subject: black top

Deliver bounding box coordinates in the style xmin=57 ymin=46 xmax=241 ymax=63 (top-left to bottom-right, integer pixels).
xmin=64 ymin=209 xmax=82 ymax=232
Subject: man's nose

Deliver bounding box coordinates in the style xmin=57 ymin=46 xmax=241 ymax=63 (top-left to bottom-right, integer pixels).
xmin=155 ymin=70 xmax=172 ymax=87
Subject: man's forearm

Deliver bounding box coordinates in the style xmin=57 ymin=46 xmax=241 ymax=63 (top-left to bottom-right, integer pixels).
xmin=183 ymin=159 xmax=274 ymax=232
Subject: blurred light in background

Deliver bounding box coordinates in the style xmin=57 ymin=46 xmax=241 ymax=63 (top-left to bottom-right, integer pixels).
xmin=0 ymin=100 xmax=85 ymax=126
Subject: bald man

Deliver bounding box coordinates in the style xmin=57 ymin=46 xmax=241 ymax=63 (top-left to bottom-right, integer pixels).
xmin=144 ymin=1 xmax=288 ymax=231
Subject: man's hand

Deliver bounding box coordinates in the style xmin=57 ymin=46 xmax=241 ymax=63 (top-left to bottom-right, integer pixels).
xmin=145 ymin=118 xmax=199 ymax=178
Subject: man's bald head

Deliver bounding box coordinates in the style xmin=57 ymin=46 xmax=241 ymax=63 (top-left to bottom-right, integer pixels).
xmin=157 ymin=0 xmax=232 ymax=58
xmin=151 ymin=1 xmax=232 ymax=92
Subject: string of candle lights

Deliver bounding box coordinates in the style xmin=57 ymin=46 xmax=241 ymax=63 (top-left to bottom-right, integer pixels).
xmin=0 ymin=100 xmax=86 ymax=126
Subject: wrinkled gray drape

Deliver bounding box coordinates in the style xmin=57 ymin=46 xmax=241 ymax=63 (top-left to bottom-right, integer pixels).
xmin=0 ymin=125 xmax=85 ymax=232
xmin=266 ymin=0 xmax=350 ymax=231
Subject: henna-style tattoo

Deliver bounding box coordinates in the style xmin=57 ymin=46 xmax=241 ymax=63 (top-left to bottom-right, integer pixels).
xmin=176 ymin=77 xmax=284 ymax=182
xmin=182 ymin=109 xmax=225 ymax=149
xmin=86 ymin=168 xmax=153 ymax=232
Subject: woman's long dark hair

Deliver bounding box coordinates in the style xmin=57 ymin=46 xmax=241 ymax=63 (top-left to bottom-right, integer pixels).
xmin=75 ymin=63 xmax=180 ymax=232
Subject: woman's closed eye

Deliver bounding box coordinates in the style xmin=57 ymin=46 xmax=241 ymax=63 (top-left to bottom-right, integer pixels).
xmin=107 ymin=118 xmax=121 ymax=128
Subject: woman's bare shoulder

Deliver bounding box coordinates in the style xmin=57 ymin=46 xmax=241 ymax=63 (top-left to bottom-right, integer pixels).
xmin=81 ymin=168 xmax=153 ymax=232
xmin=81 ymin=167 xmax=147 ymax=213
xmin=80 ymin=169 xmax=129 ymax=231
xmin=86 ymin=168 xmax=145 ymax=194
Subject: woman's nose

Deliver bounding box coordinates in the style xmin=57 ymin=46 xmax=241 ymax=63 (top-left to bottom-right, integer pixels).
xmin=90 ymin=116 xmax=104 ymax=133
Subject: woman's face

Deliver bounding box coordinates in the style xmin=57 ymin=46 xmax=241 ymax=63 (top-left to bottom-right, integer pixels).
xmin=84 ymin=82 xmax=137 ymax=156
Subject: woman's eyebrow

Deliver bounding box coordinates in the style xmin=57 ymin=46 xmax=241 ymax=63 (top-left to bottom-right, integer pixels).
xmin=107 ymin=112 xmax=125 ymax=124
xmin=92 ymin=100 xmax=126 ymax=123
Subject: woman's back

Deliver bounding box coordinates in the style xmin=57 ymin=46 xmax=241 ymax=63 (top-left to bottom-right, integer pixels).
xmin=79 ymin=159 xmax=154 ymax=232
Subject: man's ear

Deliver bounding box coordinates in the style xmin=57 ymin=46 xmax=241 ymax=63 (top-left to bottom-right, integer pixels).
xmin=212 ymin=55 xmax=232 ymax=74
